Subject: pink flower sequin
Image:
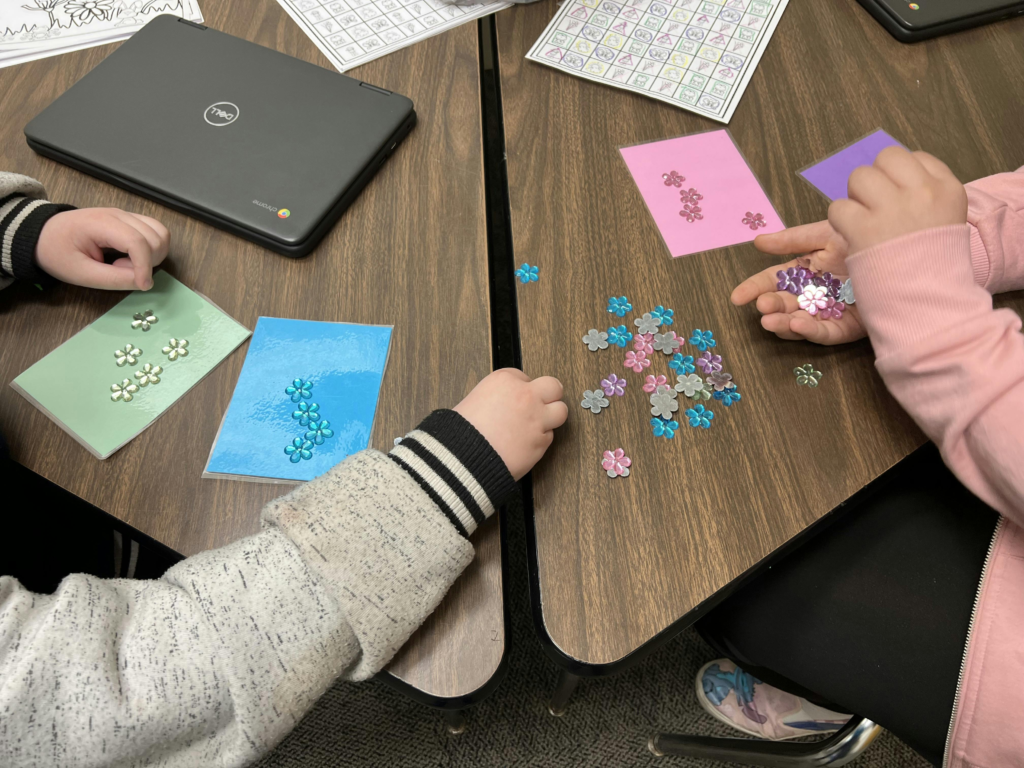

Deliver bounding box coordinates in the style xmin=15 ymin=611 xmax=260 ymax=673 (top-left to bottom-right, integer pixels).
xmin=633 ymin=332 xmax=654 ymax=354
xmin=818 ymin=297 xmax=846 ymax=321
xmin=624 ymin=350 xmax=651 ymax=373
xmin=662 ymin=170 xmax=685 ymax=187
xmin=680 ymin=202 xmax=703 ymax=223
xmin=602 ymin=448 xmax=631 ymax=478
xmin=798 ymin=285 xmax=829 ymax=316
xmin=643 ymin=374 xmax=668 ymax=393
xmin=680 ymin=188 xmax=704 ymax=205
xmin=742 ymin=211 xmax=767 ymax=230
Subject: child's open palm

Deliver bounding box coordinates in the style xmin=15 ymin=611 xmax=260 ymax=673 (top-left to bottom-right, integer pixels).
xmin=730 ymin=220 xmax=866 ymax=346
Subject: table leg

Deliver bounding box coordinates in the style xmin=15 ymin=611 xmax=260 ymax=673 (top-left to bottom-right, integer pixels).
xmin=547 ymin=670 xmax=580 ymax=717
xmin=443 ymin=709 xmax=467 ymax=735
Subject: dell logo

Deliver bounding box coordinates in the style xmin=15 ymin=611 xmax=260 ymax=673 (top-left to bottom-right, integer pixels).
xmin=204 ymin=102 xmax=239 ymax=127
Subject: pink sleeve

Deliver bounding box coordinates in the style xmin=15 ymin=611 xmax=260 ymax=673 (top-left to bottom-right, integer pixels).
xmin=967 ymin=165 xmax=1024 ymax=294
xmin=847 ymin=225 xmax=1024 ymax=526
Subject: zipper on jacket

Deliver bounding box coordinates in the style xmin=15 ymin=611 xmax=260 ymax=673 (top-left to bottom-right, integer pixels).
xmin=942 ymin=515 xmax=1005 ymax=768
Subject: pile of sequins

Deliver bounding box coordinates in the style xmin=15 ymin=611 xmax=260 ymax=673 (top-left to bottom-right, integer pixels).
xmin=283 ymin=379 xmax=335 ymax=463
xmin=582 ymin=296 xmax=744 ymax=478
xmin=109 ymin=310 xmax=193 ymax=403
xmin=776 ymin=266 xmax=855 ymax=321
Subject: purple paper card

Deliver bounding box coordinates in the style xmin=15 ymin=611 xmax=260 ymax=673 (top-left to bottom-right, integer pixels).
xmin=798 ymin=130 xmax=904 ymax=202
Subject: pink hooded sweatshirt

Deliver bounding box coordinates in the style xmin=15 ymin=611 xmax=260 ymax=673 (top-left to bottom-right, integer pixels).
xmin=847 ymin=166 xmax=1024 ymax=767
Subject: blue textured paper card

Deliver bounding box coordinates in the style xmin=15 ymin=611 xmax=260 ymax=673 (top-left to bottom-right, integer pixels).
xmin=205 ymin=317 xmax=393 ymax=482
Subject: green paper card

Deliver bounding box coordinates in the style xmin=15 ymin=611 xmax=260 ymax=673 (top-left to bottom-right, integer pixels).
xmin=11 ymin=271 xmax=250 ymax=459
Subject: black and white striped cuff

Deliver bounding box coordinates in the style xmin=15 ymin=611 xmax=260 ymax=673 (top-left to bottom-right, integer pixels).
xmin=388 ymin=409 xmax=518 ymax=538
xmin=0 ymin=193 xmax=75 ymax=283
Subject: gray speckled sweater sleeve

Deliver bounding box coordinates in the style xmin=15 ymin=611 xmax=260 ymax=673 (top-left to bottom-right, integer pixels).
xmin=0 ymin=411 xmax=517 ymax=767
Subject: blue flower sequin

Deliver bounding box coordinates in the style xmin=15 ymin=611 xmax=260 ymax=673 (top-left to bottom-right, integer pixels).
xmin=286 ymin=378 xmax=313 ymax=402
xmin=292 ymin=402 xmax=320 ymax=425
xmin=685 ymin=403 xmax=714 ymax=429
xmin=285 ymin=437 xmax=314 ymax=462
xmin=607 ymin=296 xmax=633 ymax=317
xmin=304 ymin=420 xmax=335 ymax=445
xmin=689 ymin=329 xmax=716 ymax=351
xmin=669 ymin=353 xmax=695 ymax=375
xmin=514 ymin=263 xmax=539 ymax=284
xmin=713 ymin=388 xmax=742 ymax=407
xmin=651 ymin=417 xmax=679 ymax=439
xmin=606 ymin=325 xmax=634 ymax=348
xmin=651 ymin=305 xmax=674 ymax=326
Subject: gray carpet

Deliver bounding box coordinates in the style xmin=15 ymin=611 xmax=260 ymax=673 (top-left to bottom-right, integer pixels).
xmin=256 ymin=498 xmax=931 ymax=768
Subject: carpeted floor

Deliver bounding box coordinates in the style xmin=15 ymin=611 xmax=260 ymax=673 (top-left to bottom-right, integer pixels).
xmin=256 ymin=496 xmax=931 ymax=768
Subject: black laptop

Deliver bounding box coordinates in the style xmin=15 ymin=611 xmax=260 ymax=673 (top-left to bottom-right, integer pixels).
xmin=24 ymin=15 xmax=416 ymax=257
xmin=856 ymin=0 xmax=1024 ymax=41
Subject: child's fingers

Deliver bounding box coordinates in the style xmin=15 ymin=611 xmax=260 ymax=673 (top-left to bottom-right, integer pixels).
xmin=759 ymin=313 xmax=805 ymax=341
xmin=828 ymin=198 xmax=866 ymax=242
xmin=62 ymin=255 xmax=139 ymax=291
xmin=111 ymin=210 xmax=169 ymax=263
xmin=847 ymin=165 xmax=899 ymax=207
xmin=753 ymin=220 xmax=834 ymax=256
xmin=90 ymin=216 xmax=155 ymax=290
xmin=496 ymin=367 xmax=530 ymax=382
xmin=789 ymin=316 xmax=855 ymax=346
xmin=755 ymin=290 xmax=801 ymax=316
xmin=129 ymin=213 xmax=171 ymax=253
xmin=731 ymin=260 xmax=798 ymax=306
xmin=542 ymin=400 xmax=569 ymax=430
xmin=531 ymin=376 xmax=564 ymax=404
xmin=873 ymin=146 xmax=930 ymax=188
xmin=912 ymin=151 xmax=961 ymax=185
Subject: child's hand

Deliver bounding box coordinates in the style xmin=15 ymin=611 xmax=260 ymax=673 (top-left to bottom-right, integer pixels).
xmin=829 ymin=147 xmax=968 ymax=255
xmin=731 ymin=220 xmax=866 ymax=345
xmin=36 ymin=208 xmax=170 ymax=291
xmin=453 ymin=369 xmax=567 ymax=480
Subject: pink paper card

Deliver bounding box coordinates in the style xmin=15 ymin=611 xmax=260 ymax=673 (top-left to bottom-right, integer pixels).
xmin=620 ymin=130 xmax=785 ymax=258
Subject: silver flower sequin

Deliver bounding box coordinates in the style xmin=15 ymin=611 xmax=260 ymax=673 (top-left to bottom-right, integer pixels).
xmin=582 ymin=328 xmax=610 ymax=352
xmin=633 ymin=312 xmax=661 ymax=335
xmin=653 ymin=332 xmax=680 ymax=355
xmin=162 ymin=338 xmax=189 ymax=361
xmin=114 ymin=344 xmax=141 ymax=367
xmin=110 ymin=379 xmax=139 ymax=402
xmin=581 ymin=389 xmax=611 ymax=414
xmin=674 ymin=373 xmax=705 ymax=397
xmin=134 ymin=363 xmax=162 ymax=386
xmin=131 ymin=310 xmax=158 ymax=331
xmin=838 ymin=278 xmax=855 ymax=305
xmin=650 ymin=384 xmax=679 ymax=419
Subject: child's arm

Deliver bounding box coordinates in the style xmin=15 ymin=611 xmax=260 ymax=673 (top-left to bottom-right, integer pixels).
xmin=832 ymin=149 xmax=1024 ymax=525
xmin=966 ymin=164 xmax=1024 ymax=294
xmin=0 ymin=171 xmax=168 ymax=291
xmin=0 ymin=370 xmax=567 ymax=768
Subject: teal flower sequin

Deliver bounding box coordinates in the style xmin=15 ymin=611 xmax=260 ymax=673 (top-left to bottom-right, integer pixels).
xmin=285 ymin=438 xmax=314 ymax=463
xmin=514 ymin=264 xmax=539 ymax=283
xmin=286 ymin=378 xmax=313 ymax=402
xmin=292 ymin=402 xmax=320 ymax=426
xmin=651 ymin=417 xmax=679 ymax=439
xmin=304 ymin=420 xmax=334 ymax=445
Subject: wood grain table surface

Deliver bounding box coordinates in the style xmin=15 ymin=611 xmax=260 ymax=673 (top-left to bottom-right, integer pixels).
xmin=0 ymin=0 xmax=504 ymax=703
xmin=495 ymin=0 xmax=1024 ymax=669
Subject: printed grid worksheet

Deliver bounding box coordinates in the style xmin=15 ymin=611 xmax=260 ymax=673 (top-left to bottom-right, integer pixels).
xmin=526 ymin=0 xmax=788 ymax=123
xmin=278 ymin=0 xmax=510 ymax=72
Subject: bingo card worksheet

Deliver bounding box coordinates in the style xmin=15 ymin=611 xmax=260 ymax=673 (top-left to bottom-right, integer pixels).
xmin=278 ymin=0 xmax=510 ymax=72
xmin=526 ymin=0 xmax=789 ymax=123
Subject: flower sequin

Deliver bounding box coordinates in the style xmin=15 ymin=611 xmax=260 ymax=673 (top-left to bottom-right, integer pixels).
xmin=285 ymin=437 xmax=314 ymax=463
xmin=292 ymin=402 xmax=321 ymax=426
xmin=669 ymin=353 xmax=696 ymax=375
xmin=680 ymin=202 xmax=703 ymax=223
xmin=674 ymin=373 xmax=705 ymax=397
xmin=696 ymin=350 xmax=723 ymax=374
xmin=650 ymin=305 xmax=675 ymax=326
xmin=662 ymin=170 xmax=685 ymax=187
xmin=706 ymin=371 xmax=734 ymax=392
xmin=795 ymin=364 xmax=822 ymax=387
xmin=798 ymin=285 xmax=829 ymax=316
xmin=624 ymin=350 xmax=651 ymax=373
xmin=162 ymin=338 xmax=189 ymax=361
xmin=304 ymin=420 xmax=334 ymax=445
xmin=650 ymin=385 xmax=679 ymax=419
xmin=634 ymin=312 xmax=661 ymax=335
xmin=114 ymin=344 xmax=141 ymax=367
xmin=651 ymin=418 xmax=680 ymax=439
xmin=582 ymin=328 xmax=610 ymax=351
xmin=286 ymin=378 xmax=314 ymax=402
xmin=689 ymin=329 xmax=716 ymax=351
xmin=643 ymin=374 xmax=668 ymax=394
xmin=601 ymin=374 xmax=627 ymax=397
xmin=607 ymin=296 xmax=633 ymax=317
xmin=742 ymin=212 xmax=767 ymax=230
xmin=134 ymin=363 xmax=162 ymax=386
xmin=776 ymin=266 xmax=814 ymax=295
xmin=131 ymin=310 xmax=158 ymax=331
xmin=110 ymin=379 xmax=138 ymax=402
xmin=680 ymin=188 xmax=703 ymax=206
xmin=838 ymin=279 xmax=855 ymax=305
xmin=653 ymin=331 xmax=680 ymax=355
xmin=685 ymin=403 xmax=714 ymax=429
xmin=812 ymin=271 xmax=842 ymax=299
xmin=818 ymin=298 xmax=846 ymax=321
xmin=633 ymin=333 xmax=654 ymax=355
xmin=581 ymin=389 xmax=611 ymax=414
xmin=602 ymin=448 xmax=631 ymax=478
xmin=514 ymin=263 xmax=539 ymax=283
xmin=714 ymin=388 xmax=742 ymax=406
xmin=607 ymin=325 xmax=633 ymax=348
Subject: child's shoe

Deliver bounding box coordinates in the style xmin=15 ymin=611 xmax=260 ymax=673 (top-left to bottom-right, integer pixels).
xmin=696 ymin=659 xmax=853 ymax=740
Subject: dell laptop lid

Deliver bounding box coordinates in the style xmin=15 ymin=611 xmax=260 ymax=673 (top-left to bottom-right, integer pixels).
xmin=857 ymin=0 xmax=1024 ymax=41
xmin=25 ymin=15 xmax=415 ymax=257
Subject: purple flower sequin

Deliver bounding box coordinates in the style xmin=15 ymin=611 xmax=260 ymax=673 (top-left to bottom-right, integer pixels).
xmin=696 ymin=350 xmax=723 ymax=374
xmin=706 ymin=371 xmax=734 ymax=392
xmin=776 ymin=266 xmax=815 ymax=295
xmin=601 ymin=373 xmax=627 ymax=397
xmin=812 ymin=271 xmax=843 ymax=299
xmin=818 ymin=298 xmax=846 ymax=321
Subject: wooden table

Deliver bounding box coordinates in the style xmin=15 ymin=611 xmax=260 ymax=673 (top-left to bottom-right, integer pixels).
xmin=0 ymin=0 xmax=504 ymax=711
xmin=495 ymin=0 xmax=1024 ymax=683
